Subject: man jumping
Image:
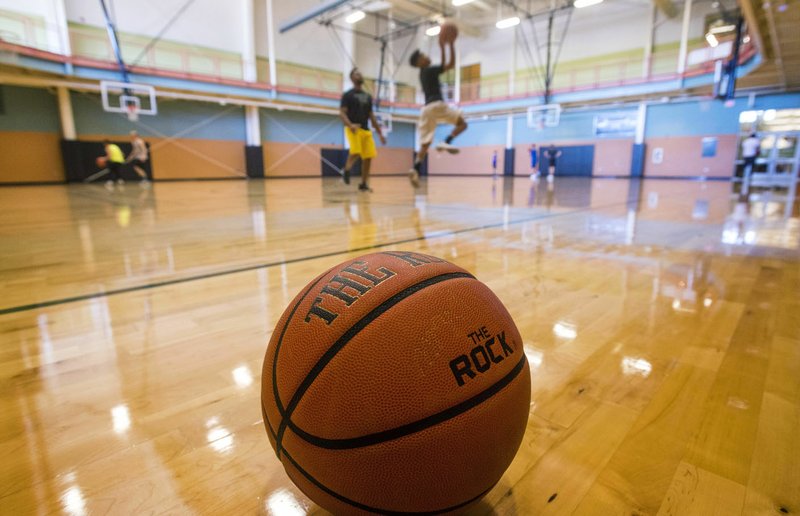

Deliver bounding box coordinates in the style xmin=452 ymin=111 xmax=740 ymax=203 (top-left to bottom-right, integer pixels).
xmin=407 ymin=39 xmax=468 ymax=187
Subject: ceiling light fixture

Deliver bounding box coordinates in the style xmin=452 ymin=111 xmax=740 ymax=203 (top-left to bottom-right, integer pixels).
xmin=452 ymin=0 xmax=476 ymax=5
xmin=496 ymin=16 xmax=520 ymax=29
xmin=345 ymin=10 xmax=366 ymax=24
xmin=426 ymin=25 xmax=442 ymax=36
xmin=574 ymin=0 xmax=604 ymax=8
xmin=705 ymin=32 xmax=719 ymax=47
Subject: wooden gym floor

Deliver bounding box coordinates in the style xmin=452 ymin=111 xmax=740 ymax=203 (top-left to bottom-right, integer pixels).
xmin=1 ymin=176 xmax=798 ymax=515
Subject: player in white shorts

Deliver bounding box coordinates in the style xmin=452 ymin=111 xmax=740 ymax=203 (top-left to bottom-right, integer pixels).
xmin=407 ymin=39 xmax=468 ymax=187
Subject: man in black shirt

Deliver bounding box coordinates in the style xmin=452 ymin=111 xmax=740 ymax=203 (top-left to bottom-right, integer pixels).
xmin=339 ymin=67 xmax=386 ymax=192
xmin=407 ymin=39 xmax=468 ymax=187
xmin=542 ymin=144 xmax=562 ymax=182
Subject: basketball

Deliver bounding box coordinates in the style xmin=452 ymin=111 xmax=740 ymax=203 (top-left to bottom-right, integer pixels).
xmin=95 ymin=156 xmax=107 ymax=168
xmin=439 ymin=21 xmax=459 ymax=44
xmin=261 ymin=251 xmax=531 ymax=514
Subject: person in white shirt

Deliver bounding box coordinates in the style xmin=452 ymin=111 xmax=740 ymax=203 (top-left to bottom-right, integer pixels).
xmin=741 ymin=133 xmax=760 ymax=174
xmin=127 ymin=131 xmax=150 ymax=184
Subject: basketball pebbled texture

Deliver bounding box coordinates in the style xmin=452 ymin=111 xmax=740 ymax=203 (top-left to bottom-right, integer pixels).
xmin=261 ymin=251 xmax=531 ymax=515
xmin=439 ymin=22 xmax=459 ymax=44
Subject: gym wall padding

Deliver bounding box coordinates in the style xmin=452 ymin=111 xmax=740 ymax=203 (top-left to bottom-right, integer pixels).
xmin=61 ymin=140 xmax=152 ymax=182
xmin=561 ymin=145 xmax=594 ymax=177
xmin=71 ymin=93 xmax=247 ymax=180
xmin=0 ymin=86 xmax=64 ymax=183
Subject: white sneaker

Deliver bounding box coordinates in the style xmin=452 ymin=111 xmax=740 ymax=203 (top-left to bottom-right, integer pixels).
xmin=105 ymin=180 xmax=114 ymax=192
xmin=140 ymin=179 xmax=151 ymax=188
xmin=408 ymin=168 xmax=419 ymax=188
xmin=546 ymin=174 xmax=554 ymax=183
xmin=435 ymin=142 xmax=460 ymax=154
xmin=117 ymin=178 xmax=125 ymax=185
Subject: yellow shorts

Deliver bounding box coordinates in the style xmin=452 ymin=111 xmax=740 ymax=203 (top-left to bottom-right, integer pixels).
xmin=346 ymin=127 xmax=377 ymax=159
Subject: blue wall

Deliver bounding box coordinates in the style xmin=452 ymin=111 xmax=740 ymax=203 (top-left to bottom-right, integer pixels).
xmin=387 ymin=121 xmax=415 ymax=148
xmin=260 ymin=110 xmax=342 ymax=145
xmin=433 ymin=117 xmax=507 ymax=146
xmin=429 ymin=107 xmax=639 ymax=147
xmin=645 ymin=92 xmax=800 ymax=138
xmin=513 ymin=109 xmax=636 ymax=144
xmin=0 ymin=86 xmax=60 ymax=132
xmin=70 ymin=92 xmax=246 ymax=140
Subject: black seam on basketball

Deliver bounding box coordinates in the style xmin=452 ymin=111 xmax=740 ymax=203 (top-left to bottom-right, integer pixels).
xmin=274 ymin=271 xmax=475 ymax=458
xmin=271 ymin=267 xmax=336 ymax=456
xmin=262 ymin=403 xmax=279 ymax=441
xmin=287 ymin=352 xmax=527 ymax=449
xmin=281 ymin=448 xmax=492 ymax=515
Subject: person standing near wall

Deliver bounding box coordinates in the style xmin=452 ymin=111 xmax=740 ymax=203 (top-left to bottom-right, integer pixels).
xmin=543 ymin=144 xmax=561 ymax=182
xmin=529 ymin=144 xmax=539 ymax=180
xmin=103 ymin=139 xmax=126 ymax=192
xmin=741 ymin=132 xmax=760 ymax=176
xmin=127 ymin=131 xmax=150 ymax=186
xmin=339 ymin=68 xmax=386 ymax=192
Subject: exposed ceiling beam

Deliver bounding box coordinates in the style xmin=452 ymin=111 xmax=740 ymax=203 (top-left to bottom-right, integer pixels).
xmin=653 ymin=0 xmax=678 ymax=18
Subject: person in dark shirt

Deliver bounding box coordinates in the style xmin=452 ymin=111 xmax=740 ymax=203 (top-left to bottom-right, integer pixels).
xmin=542 ymin=144 xmax=562 ymax=182
xmin=339 ymin=68 xmax=386 ymax=192
xmin=406 ymin=39 xmax=468 ymax=187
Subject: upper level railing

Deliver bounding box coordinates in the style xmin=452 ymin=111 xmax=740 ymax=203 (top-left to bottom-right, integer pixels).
xmin=0 ymin=8 xmax=758 ymax=110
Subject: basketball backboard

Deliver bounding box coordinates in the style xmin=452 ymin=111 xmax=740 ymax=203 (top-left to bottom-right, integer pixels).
xmin=100 ymin=81 xmax=157 ymax=121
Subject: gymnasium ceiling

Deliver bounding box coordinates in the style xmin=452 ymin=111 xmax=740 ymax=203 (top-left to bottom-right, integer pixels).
xmin=332 ymin=0 xmax=800 ymax=90
xmin=738 ymin=0 xmax=800 ymax=89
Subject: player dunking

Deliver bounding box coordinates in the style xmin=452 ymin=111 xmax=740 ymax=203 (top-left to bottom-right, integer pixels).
xmin=407 ymin=38 xmax=468 ymax=187
xmin=339 ymin=68 xmax=386 ymax=192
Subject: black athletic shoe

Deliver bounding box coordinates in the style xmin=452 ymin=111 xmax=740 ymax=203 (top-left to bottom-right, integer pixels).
xmin=358 ymin=183 xmax=372 ymax=192
xmin=343 ymin=169 xmax=350 ymax=185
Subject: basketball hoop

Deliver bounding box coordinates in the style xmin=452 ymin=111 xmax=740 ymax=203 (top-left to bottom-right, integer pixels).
xmin=100 ymin=80 xmax=157 ymax=120
xmin=527 ymin=104 xmax=561 ymax=130
xmin=126 ymin=103 xmax=139 ymax=122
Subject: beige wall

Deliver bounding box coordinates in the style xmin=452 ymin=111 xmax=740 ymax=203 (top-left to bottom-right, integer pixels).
xmin=644 ymin=135 xmax=738 ymax=178
xmin=82 ymin=134 xmax=246 ymax=180
xmin=428 ymin=145 xmax=506 ymax=175
xmin=150 ymin=139 xmax=246 ymax=179
xmin=594 ymin=139 xmax=634 ymax=176
xmin=263 ymin=142 xmax=325 ymax=177
xmin=0 ymin=132 xmax=64 ymax=183
xmin=371 ymin=147 xmax=413 ymax=175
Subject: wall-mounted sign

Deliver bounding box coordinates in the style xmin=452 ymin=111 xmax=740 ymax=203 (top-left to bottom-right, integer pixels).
xmin=652 ymin=147 xmax=664 ymax=164
xmin=593 ymin=111 xmax=638 ymax=137
xmin=701 ymin=137 xmax=718 ymax=157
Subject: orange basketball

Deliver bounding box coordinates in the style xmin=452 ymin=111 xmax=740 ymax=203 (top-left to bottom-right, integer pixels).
xmin=261 ymin=251 xmax=530 ymax=514
xmin=96 ymin=156 xmax=108 ymax=168
xmin=439 ymin=21 xmax=459 ymax=44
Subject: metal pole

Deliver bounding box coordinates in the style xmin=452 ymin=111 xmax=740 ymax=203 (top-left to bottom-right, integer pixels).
xmin=545 ymin=10 xmax=553 ymax=104
xmin=643 ymin=2 xmax=656 ymax=79
xmin=376 ymin=40 xmax=387 ymax=110
xmin=57 ymin=86 xmax=76 ymax=140
xmin=242 ymin=0 xmax=257 ymax=82
xmin=98 ymin=0 xmax=129 ymax=83
xmin=724 ymin=16 xmax=744 ymax=100
xmin=677 ymin=0 xmax=692 ymax=76
xmin=266 ymin=0 xmax=277 ymax=97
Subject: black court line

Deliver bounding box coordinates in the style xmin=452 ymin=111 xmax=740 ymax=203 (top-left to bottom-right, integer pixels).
xmin=0 ymin=208 xmax=574 ymax=316
xmin=0 ymin=186 xmax=707 ymax=316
